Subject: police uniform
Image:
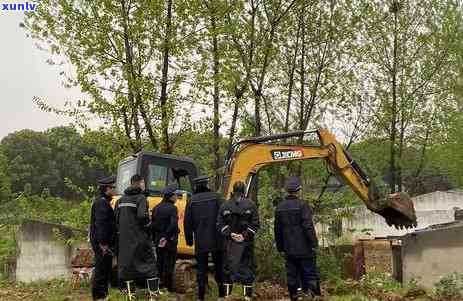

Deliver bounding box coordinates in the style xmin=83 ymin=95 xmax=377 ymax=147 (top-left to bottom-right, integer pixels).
xmin=274 ymin=177 xmax=320 ymax=300
xmin=184 ymin=176 xmax=225 ymax=300
xmin=217 ymin=192 xmax=259 ymax=299
xmin=115 ymin=177 xmax=159 ymax=298
xmin=151 ymin=184 xmax=180 ymax=292
xmin=89 ymin=176 xmax=116 ymax=300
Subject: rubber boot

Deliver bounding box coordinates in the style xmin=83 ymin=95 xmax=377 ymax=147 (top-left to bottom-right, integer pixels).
xmin=288 ymin=284 xmax=299 ymax=301
xmin=166 ymin=274 xmax=175 ymax=293
xmin=243 ymin=285 xmax=253 ymax=301
xmin=218 ymin=283 xmax=226 ymax=298
xmin=224 ymin=283 xmax=233 ymax=298
xmin=290 ymin=295 xmax=299 ymax=301
xmin=308 ymin=280 xmax=321 ymax=296
xmin=125 ymin=280 xmax=136 ymax=301
xmin=198 ymin=285 xmax=206 ymax=300
xmin=147 ymin=277 xmax=160 ymax=300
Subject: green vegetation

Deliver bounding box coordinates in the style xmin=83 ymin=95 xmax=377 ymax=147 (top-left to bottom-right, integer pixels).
xmin=1 ymin=0 xmax=463 ymax=299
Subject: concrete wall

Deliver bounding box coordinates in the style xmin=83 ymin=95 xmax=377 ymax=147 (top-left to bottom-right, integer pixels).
xmin=343 ymin=191 xmax=463 ymax=240
xmin=400 ymin=222 xmax=463 ymax=288
xmin=15 ymin=220 xmax=83 ymax=283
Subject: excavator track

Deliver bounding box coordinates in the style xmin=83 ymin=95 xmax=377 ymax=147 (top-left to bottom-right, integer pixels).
xmin=174 ymin=260 xmax=196 ymax=293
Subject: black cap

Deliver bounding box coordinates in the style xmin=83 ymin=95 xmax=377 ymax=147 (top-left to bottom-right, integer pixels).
xmin=130 ymin=174 xmax=143 ymax=184
xmin=162 ymin=183 xmax=178 ymax=196
xmin=285 ymin=177 xmax=302 ymax=192
xmin=98 ymin=175 xmax=116 ymax=186
xmin=193 ymin=176 xmax=209 ymax=184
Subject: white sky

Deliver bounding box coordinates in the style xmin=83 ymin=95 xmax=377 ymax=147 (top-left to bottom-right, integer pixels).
xmin=0 ymin=11 xmax=81 ymax=140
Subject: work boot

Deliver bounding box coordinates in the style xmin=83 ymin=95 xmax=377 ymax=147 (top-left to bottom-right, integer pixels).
xmin=289 ymin=294 xmax=300 ymax=301
xmin=147 ymin=277 xmax=160 ymax=299
xmin=243 ymin=285 xmax=253 ymax=301
xmin=218 ymin=283 xmax=226 ymax=298
xmin=307 ymin=280 xmax=321 ymax=296
xmin=198 ymin=285 xmax=206 ymax=300
xmin=224 ymin=283 xmax=233 ymax=298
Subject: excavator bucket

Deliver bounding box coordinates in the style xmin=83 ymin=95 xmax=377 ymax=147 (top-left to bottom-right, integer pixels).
xmin=376 ymin=192 xmax=418 ymax=229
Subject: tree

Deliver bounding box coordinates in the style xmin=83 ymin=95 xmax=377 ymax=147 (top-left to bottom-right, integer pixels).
xmin=1 ymin=127 xmax=109 ymax=198
xmin=1 ymin=130 xmax=55 ymax=195
xmin=358 ymin=0 xmax=462 ymax=192
xmin=24 ymin=0 xmax=198 ymax=153
xmin=0 ymin=150 xmax=11 ymax=202
xmin=224 ymin=0 xmax=298 ymax=136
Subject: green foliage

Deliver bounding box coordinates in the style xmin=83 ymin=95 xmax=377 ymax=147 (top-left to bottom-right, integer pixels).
xmin=318 ymin=249 xmax=343 ymax=283
xmin=0 ymin=151 xmax=11 ymax=203
xmin=359 ymin=271 xmax=402 ymax=293
xmin=254 ymin=218 xmax=286 ymax=283
xmin=434 ymin=272 xmax=463 ymax=300
xmin=253 ymin=170 xmax=286 ymax=282
xmin=0 ymin=126 xmax=111 ymax=198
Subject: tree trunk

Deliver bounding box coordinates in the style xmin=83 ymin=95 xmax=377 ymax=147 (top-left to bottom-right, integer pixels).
xmin=159 ymin=0 xmax=173 ymax=153
xmin=284 ymin=12 xmax=302 ymax=133
xmin=137 ymin=65 xmax=158 ymax=149
xmin=226 ymin=84 xmax=245 ymax=162
xmin=211 ymin=15 xmax=221 ymax=190
xmin=120 ymin=0 xmax=141 ymax=150
xmin=389 ymin=8 xmax=399 ymax=193
xmin=297 ymin=12 xmax=306 ymax=177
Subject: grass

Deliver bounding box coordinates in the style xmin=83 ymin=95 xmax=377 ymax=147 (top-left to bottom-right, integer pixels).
xmin=0 ymin=277 xmax=436 ymax=301
xmin=0 ymin=279 xmax=233 ymax=301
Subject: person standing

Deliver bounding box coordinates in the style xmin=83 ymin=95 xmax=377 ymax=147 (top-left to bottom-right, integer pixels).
xmin=274 ymin=177 xmax=321 ymax=300
xmin=89 ymin=175 xmax=117 ymax=301
xmin=152 ymin=183 xmax=180 ymax=293
xmin=184 ymin=176 xmax=225 ymax=300
xmin=115 ymin=174 xmax=159 ymax=299
xmin=217 ymin=181 xmax=260 ymax=300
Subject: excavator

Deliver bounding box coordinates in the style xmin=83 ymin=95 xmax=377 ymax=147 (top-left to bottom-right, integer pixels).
xmin=113 ymin=128 xmax=417 ymax=292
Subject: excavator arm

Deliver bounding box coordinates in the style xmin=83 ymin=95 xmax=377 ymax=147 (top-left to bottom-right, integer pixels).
xmin=222 ymin=128 xmax=417 ymax=229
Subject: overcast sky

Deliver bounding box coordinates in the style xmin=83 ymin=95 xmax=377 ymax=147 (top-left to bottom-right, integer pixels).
xmin=0 ymin=11 xmax=82 ymax=140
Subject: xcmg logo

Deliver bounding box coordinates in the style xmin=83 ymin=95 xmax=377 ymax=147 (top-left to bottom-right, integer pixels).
xmin=271 ymin=149 xmax=304 ymax=161
xmin=1 ymin=2 xmax=38 ymax=12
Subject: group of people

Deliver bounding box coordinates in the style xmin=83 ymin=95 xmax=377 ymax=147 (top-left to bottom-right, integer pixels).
xmin=89 ymin=173 xmax=320 ymax=301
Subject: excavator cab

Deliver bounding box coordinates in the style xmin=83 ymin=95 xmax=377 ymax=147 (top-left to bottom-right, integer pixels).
xmin=114 ymin=151 xmax=199 ymax=256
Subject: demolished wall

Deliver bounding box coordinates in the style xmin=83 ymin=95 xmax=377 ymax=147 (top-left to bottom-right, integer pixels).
xmin=15 ymin=220 xmax=87 ymax=283
xmin=344 ymin=191 xmax=463 ymax=239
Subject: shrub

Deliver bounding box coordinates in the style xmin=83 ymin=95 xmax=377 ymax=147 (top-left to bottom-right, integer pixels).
xmin=434 ymin=272 xmax=463 ymax=300
xmin=359 ymin=271 xmax=402 ymax=293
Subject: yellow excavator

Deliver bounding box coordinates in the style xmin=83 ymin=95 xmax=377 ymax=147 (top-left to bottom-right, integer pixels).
xmin=113 ymin=128 xmax=417 ymax=292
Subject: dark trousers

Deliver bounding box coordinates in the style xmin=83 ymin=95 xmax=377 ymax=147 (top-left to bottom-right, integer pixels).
xmin=224 ymin=240 xmax=254 ymax=285
xmin=285 ymin=255 xmax=320 ymax=296
xmin=91 ymin=245 xmax=113 ymax=300
xmin=196 ymin=251 xmax=224 ymax=288
xmin=156 ymin=247 xmax=177 ymax=292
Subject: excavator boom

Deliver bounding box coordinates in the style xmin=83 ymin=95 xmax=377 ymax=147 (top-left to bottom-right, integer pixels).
xmin=222 ymin=128 xmax=417 ymax=229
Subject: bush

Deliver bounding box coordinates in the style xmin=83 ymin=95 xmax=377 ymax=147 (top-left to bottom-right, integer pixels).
xmin=434 ymin=272 xmax=463 ymax=300
xmin=254 ymin=218 xmax=286 ymax=283
xmin=318 ymin=248 xmax=343 ymax=282
xmin=359 ymin=271 xmax=402 ymax=293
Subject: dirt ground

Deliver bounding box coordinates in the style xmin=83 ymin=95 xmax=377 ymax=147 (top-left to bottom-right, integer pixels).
xmin=0 ymin=280 xmax=434 ymax=301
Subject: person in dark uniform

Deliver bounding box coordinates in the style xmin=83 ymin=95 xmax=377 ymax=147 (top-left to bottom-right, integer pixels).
xmin=89 ymin=175 xmax=117 ymax=301
xmin=184 ymin=176 xmax=225 ymax=300
xmin=115 ymin=174 xmax=159 ymax=299
xmin=152 ymin=183 xmax=180 ymax=293
xmin=274 ymin=177 xmax=321 ymax=300
xmin=217 ymin=181 xmax=260 ymax=300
